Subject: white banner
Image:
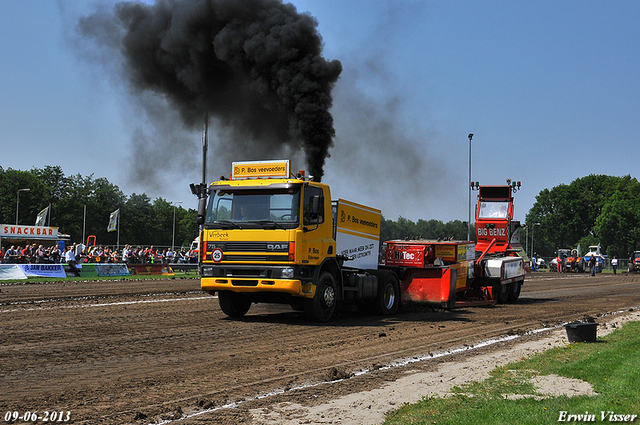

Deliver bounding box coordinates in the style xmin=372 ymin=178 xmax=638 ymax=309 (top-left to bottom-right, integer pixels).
xmin=0 ymin=265 xmax=28 ymax=280
xmin=19 ymin=264 xmax=67 ymax=278
xmin=96 ymin=264 xmax=130 ymax=277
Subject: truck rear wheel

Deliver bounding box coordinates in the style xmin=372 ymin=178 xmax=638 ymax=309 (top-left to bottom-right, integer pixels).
xmin=218 ymin=291 xmax=252 ymax=318
xmin=373 ymin=272 xmax=400 ymax=316
xmin=304 ymin=272 xmax=337 ymax=322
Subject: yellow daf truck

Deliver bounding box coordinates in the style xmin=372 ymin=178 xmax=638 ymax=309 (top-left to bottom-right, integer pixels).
xmin=193 ymin=160 xmax=399 ymax=321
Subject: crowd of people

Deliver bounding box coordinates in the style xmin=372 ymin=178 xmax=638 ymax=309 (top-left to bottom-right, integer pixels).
xmin=0 ymin=243 xmax=198 ymax=265
xmin=0 ymin=243 xmax=61 ymax=264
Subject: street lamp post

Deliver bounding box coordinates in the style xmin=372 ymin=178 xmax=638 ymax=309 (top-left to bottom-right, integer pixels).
xmin=16 ymin=188 xmax=30 ymax=225
xmin=532 ymin=222 xmax=541 ymax=258
xmin=467 ymin=133 xmax=473 ymax=241
xmin=172 ymin=201 xmax=183 ymax=252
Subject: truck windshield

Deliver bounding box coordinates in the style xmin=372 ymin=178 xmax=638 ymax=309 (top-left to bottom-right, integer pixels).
xmin=205 ymin=188 xmax=301 ymax=229
xmin=478 ymin=201 xmax=509 ymax=219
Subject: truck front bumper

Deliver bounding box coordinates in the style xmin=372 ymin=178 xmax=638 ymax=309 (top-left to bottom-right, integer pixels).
xmin=201 ymin=276 xmax=315 ymax=297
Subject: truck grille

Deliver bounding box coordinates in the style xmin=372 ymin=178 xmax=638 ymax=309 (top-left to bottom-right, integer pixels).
xmin=224 ymin=242 xmax=289 ymax=253
xmin=224 ymin=254 xmax=288 ymax=262
xmin=226 ymin=242 xmax=268 ymax=252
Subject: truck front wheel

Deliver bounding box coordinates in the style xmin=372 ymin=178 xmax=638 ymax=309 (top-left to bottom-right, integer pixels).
xmin=219 ymin=291 xmax=252 ymax=318
xmin=304 ymin=272 xmax=337 ymax=322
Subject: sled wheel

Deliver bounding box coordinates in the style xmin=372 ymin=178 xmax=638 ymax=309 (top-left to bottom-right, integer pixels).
xmin=508 ymin=280 xmax=522 ymax=303
xmin=496 ymin=283 xmax=509 ymax=304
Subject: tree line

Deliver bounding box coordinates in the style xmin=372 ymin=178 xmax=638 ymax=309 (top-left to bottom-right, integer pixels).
xmin=526 ymin=174 xmax=640 ymax=259
xmin=3 ymin=167 xmax=636 ymax=259
xmin=0 ymin=166 xmax=198 ymax=248
xmin=380 ymin=216 xmax=470 ymax=244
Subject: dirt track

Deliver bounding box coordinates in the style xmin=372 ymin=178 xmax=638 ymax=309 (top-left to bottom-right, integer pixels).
xmin=1 ymin=272 xmax=639 ymax=424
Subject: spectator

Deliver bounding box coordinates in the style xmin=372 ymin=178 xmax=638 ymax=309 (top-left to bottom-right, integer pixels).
xmin=611 ymin=257 xmax=618 ymax=275
xmin=35 ymin=245 xmax=46 ymax=263
xmin=75 ymin=242 xmax=86 ymax=262
xmin=5 ymin=246 xmax=18 ymax=263
xmin=187 ymin=248 xmax=197 ymax=263
xmin=147 ymin=246 xmax=157 ymax=263
xmin=64 ymin=246 xmax=81 ymax=277
xmin=46 ymin=246 xmax=58 ymax=263
xmin=589 ymin=255 xmax=597 ymax=276
xmin=15 ymin=246 xmax=24 ymax=263
xmin=122 ymin=244 xmax=131 ymax=264
xmin=20 ymin=245 xmax=32 ymax=263
xmin=136 ymin=247 xmax=146 ymax=263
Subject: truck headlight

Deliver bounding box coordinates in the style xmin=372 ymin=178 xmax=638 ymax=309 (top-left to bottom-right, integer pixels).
xmin=201 ymin=267 xmax=214 ymax=277
xmin=281 ymin=268 xmax=295 ymax=278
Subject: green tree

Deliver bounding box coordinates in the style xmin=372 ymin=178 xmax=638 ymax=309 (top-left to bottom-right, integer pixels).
xmin=594 ymin=184 xmax=640 ymax=257
xmin=0 ymin=167 xmax=42 ymax=225
xmin=123 ymin=193 xmax=154 ymax=246
xmin=527 ymin=174 xmax=640 ymax=257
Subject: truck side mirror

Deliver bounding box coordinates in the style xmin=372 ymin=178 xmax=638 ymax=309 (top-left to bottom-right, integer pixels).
xmin=196 ymin=197 xmax=207 ymax=225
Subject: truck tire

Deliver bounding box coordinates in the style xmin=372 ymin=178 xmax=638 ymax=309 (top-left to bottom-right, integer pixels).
xmin=496 ymin=283 xmax=509 ymax=304
xmin=218 ymin=291 xmax=252 ymax=318
xmin=577 ymin=259 xmax=585 ymax=273
xmin=508 ymin=280 xmax=522 ymax=303
xmin=304 ymin=272 xmax=337 ymax=322
xmin=372 ymin=272 xmax=400 ymax=316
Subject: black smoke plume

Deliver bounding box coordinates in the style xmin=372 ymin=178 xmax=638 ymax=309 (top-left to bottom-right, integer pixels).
xmin=79 ymin=0 xmax=341 ymax=181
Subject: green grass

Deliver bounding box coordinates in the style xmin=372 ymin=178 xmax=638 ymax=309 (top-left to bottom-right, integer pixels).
xmin=383 ymin=321 xmax=640 ymax=425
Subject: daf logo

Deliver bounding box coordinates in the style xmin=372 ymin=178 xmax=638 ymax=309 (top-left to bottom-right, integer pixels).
xmin=267 ymin=243 xmax=288 ymax=251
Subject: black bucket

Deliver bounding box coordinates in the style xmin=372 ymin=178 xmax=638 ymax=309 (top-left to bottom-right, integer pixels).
xmin=564 ymin=322 xmax=598 ymax=343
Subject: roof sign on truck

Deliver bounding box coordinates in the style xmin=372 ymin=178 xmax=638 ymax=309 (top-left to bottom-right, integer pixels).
xmin=232 ymin=160 xmax=290 ymax=180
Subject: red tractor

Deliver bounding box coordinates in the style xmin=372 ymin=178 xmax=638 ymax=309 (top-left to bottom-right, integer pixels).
xmin=552 ymin=248 xmax=585 ymax=272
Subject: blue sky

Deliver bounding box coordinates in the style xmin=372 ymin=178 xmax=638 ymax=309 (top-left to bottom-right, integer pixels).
xmin=1 ymin=0 xmax=639 ymax=227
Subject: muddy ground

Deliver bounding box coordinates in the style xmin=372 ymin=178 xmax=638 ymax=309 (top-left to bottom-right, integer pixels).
xmin=1 ymin=272 xmax=639 ymax=424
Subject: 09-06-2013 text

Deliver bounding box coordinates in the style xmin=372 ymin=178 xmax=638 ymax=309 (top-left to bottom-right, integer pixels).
xmin=4 ymin=411 xmax=71 ymax=423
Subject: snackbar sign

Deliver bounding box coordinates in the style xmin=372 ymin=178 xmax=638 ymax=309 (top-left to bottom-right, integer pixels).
xmin=232 ymin=160 xmax=290 ymax=180
xmin=1 ymin=225 xmax=59 ymax=238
